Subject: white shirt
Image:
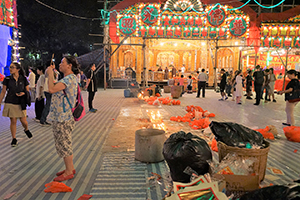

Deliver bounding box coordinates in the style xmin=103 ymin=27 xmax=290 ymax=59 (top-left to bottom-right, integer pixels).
xmin=28 ymin=72 xmax=36 ymax=88
xmin=181 ymin=67 xmax=185 ymax=73
xmin=36 ymin=74 xmax=45 ymax=98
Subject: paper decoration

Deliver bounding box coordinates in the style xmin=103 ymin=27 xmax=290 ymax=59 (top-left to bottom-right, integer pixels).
xmin=119 ymin=16 xmax=137 ymax=35
xmin=207 ymin=5 xmax=226 ymax=26
xmin=229 ymin=18 xmax=247 ymax=37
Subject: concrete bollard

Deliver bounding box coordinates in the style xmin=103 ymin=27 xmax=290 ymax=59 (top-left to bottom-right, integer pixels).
xmin=135 ymin=129 xmax=166 ymax=163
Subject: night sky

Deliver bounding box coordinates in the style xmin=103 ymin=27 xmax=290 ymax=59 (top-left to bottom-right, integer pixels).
xmin=17 ymin=0 xmax=103 ymax=67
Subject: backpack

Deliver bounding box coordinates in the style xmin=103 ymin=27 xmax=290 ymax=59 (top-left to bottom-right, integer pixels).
xmin=255 ymin=71 xmax=264 ymax=85
xmin=63 ymin=84 xmax=86 ymax=121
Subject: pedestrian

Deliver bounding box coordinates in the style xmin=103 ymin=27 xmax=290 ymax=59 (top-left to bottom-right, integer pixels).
xmin=80 ymin=70 xmax=87 ymax=89
xmin=157 ymin=65 xmax=163 ymax=71
xmin=235 ymin=70 xmax=243 ymax=104
xmin=278 ymin=70 xmax=299 ymax=126
xmin=246 ymin=70 xmax=253 ymax=100
xmin=40 ymin=62 xmax=56 ymax=126
xmin=218 ymin=69 xmax=228 ymax=101
xmin=33 ymin=66 xmax=45 ymax=122
xmin=196 ymin=69 xmax=208 ymax=98
xmin=28 ymin=67 xmax=36 ymax=102
xmin=164 ymin=67 xmax=169 ymax=80
xmin=85 ymin=63 xmax=98 ymax=112
xmin=186 ymin=75 xmax=193 ymax=93
xmin=171 ymin=65 xmax=177 ymax=77
xmin=46 ymin=55 xmax=79 ymax=182
xmin=268 ymin=68 xmax=277 ymax=102
xmin=178 ymin=74 xmax=184 ymax=96
xmin=0 ymin=62 xmax=33 ymax=147
xmin=277 ymin=73 xmax=283 ymax=79
xmin=261 ymin=69 xmax=270 ymax=103
xmin=253 ymin=65 xmax=265 ymax=105
xmin=226 ymin=70 xmax=233 ymax=97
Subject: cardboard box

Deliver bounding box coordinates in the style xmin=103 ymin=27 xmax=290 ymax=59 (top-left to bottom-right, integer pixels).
xmin=214 ymin=174 xmax=259 ymax=192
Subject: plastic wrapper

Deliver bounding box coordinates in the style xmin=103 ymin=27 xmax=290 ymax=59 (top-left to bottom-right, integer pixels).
xmin=239 ymin=184 xmax=300 ymax=200
xmin=255 ymin=126 xmax=275 ymax=140
xmin=209 ymin=121 xmax=264 ymax=148
xmin=44 ymin=181 xmax=72 ymax=193
xmin=209 ymin=153 xmax=256 ymax=176
xmin=165 ymin=182 xmax=229 ymax=200
xmin=163 ymin=131 xmax=212 ymax=183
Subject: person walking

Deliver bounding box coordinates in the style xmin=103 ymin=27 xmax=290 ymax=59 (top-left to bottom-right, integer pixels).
xmin=40 ymin=62 xmax=56 ymax=126
xmin=186 ymin=75 xmax=193 ymax=93
xmin=235 ymin=70 xmax=243 ymax=104
xmin=278 ymin=70 xmax=299 ymax=126
xmin=196 ymin=69 xmax=208 ymax=98
xmin=261 ymin=69 xmax=270 ymax=103
xmin=46 ymin=55 xmax=79 ymax=181
xmin=28 ymin=67 xmax=36 ymax=102
xmin=218 ymin=69 xmax=228 ymax=101
xmin=85 ymin=63 xmax=97 ymax=112
xmin=171 ymin=65 xmax=177 ymax=77
xmin=33 ymin=66 xmax=45 ymax=122
xmin=268 ymin=68 xmax=277 ymax=102
xmin=226 ymin=70 xmax=233 ymax=97
xmin=246 ymin=70 xmax=253 ymax=100
xmin=80 ymin=70 xmax=87 ymax=89
xmin=0 ymin=62 xmax=33 ymax=147
xmin=253 ymin=65 xmax=265 ymax=105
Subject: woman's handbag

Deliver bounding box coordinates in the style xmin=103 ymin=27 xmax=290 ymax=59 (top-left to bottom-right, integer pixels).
xmin=63 ymin=84 xmax=86 ymax=121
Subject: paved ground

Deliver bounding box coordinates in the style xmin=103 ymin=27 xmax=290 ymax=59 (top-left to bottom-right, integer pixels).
xmin=0 ymin=89 xmax=300 ymax=200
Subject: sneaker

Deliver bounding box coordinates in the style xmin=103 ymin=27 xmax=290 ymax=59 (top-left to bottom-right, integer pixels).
xmin=228 ymin=95 xmax=232 ymax=97
xmin=246 ymin=97 xmax=253 ymax=100
xmin=32 ymin=118 xmax=40 ymax=123
xmin=89 ymin=108 xmax=97 ymax=113
xmin=254 ymin=103 xmax=259 ymax=105
xmin=11 ymin=138 xmax=18 ymax=147
xmin=218 ymin=98 xmax=224 ymax=101
xmin=196 ymin=96 xmax=200 ymax=98
xmin=267 ymin=99 xmax=271 ymax=101
xmin=24 ymin=129 xmax=33 ymax=138
xmin=238 ymin=102 xmax=242 ymax=105
xmin=273 ymin=99 xmax=277 ymax=102
xmin=225 ymin=97 xmax=228 ymax=100
xmin=282 ymin=123 xmax=291 ymax=126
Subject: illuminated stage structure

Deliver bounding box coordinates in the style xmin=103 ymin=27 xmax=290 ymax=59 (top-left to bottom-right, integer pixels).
xmin=0 ymin=0 xmax=18 ymax=76
xmin=107 ymin=0 xmax=300 ymax=87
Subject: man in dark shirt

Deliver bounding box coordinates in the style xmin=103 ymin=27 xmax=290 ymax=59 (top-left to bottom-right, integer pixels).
xmin=218 ymin=69 xmax=228 ymax=101
xmin=85 ymin=64 xmax=97 ymax=112
xmin=253 ymin=65 xmax=265 ymax=105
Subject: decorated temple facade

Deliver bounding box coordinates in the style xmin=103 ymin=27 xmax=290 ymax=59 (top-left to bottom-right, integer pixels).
xmin=108 ymin=0 xmax=300 ymax=85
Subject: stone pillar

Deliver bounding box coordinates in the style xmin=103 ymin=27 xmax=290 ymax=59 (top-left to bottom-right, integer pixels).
xmin=178 ymin=51 xmax=183 ymax=69
xmin=191 ymin=50 xmax=196 ymax=72
xmin=119 ymin=49 xmax=124 ymax=68
xmin=196 ymin=50 xmax=201 ymax=71
xmin=153 ymin=50 xmax=158 ymax=67
xmin=136 ymin=47 xmax=142 ymax=83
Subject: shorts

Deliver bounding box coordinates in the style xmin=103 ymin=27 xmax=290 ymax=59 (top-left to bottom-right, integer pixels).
xmin=52 ymin=119 xmax=76 ymax=158
xmin=2 ymin=103 xmax=26 ymax=118
xmin=220 ymin=85 xmax=225 ymax=93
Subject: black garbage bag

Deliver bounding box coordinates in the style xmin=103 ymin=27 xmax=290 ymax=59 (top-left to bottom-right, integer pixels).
xmin=240 ymin=184 xmax=300 ymax=200
xmin=209 ymin=121 xmax=264 ymax=147
xmin=162 ymin=131 xmax=212 ymax=183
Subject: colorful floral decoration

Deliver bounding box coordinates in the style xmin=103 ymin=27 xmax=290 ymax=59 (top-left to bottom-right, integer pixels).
xmin=229 ymin=18 xmax=247 ymax=37
xmin=118 ymin=16 xmax=137 ymax=35
xmin=0 ymin=0 xmax=17 ymax=28
xmin=261 ymin=24 xmax=300 ymax=48
xmin=207 ymin=5 xmax=226 ymax=26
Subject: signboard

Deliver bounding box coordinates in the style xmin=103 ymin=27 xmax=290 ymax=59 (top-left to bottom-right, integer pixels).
xmin=117 ymin=3 xmax=250 ymax=39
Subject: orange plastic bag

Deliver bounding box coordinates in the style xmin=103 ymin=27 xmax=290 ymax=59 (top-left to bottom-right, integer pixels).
xmin=207 ymin=113 xmax=215 ymax=118
xmin=211 ymin=138 xmax=218 ymax=152
xmin=256 ymin=126 xmax=274 ymax=140
xmin=283 ymin=126 xmax=300 ymax=142
xmin=44 ymin=181 xmax=72 ymax=193
xmin=156 ymin=93 xmax=160 ymax=97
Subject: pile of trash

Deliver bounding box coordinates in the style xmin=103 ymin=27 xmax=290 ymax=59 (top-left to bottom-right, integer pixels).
xmin=170 ymin=105 xmax=215 ymax=130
